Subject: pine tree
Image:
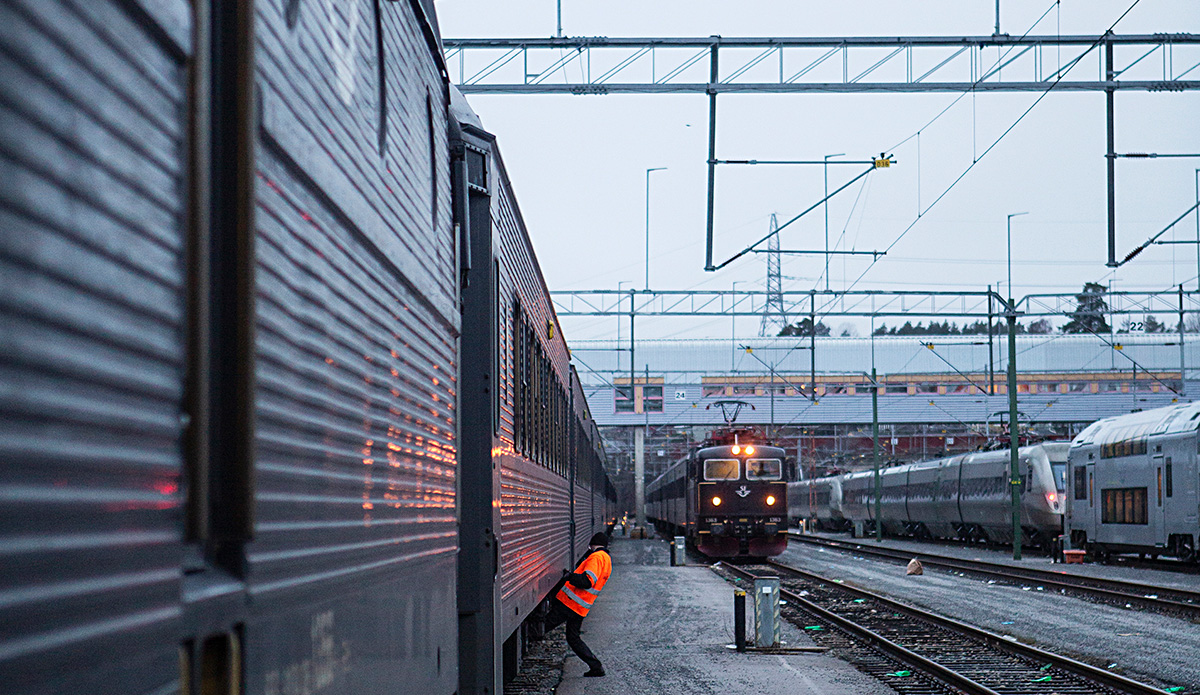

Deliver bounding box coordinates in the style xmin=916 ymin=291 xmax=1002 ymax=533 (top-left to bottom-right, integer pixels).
xmin=1062 ymin=282 xmax=1111 ymax=334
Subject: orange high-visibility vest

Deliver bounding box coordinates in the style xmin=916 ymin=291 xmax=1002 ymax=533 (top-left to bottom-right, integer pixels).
xmin=555 ymin=549 xmax=612 ymax=617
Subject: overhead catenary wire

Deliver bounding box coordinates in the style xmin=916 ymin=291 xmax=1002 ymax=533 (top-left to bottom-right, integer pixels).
xmin=814 ymin=0 xmax=1146 ymax=323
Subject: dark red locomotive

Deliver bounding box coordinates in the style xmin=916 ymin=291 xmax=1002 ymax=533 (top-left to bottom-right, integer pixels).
xmin=648 ymin=429 xmax=789 ymax=558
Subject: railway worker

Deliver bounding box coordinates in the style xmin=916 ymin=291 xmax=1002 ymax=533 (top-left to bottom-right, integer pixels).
xmin=545 ymin=532 xmax=612 ymax=677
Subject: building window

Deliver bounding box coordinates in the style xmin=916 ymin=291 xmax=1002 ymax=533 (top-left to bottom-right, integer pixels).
xmin=642 ymin=385 xmax=663 ymax=412
xmin=885 ymin=385 xmax=908 ymax=395
xmin=731 ymin=385 xmax=755 ymax=396
xmin=916 ymin=384 xmax=937 ymax=394
xmin=1068 ymin=382 xmax=1089 ymax=393
xmin=615 ymin=387 xmax=634 ymax=412
xmin=702 ymin=385 xmax=725 ymax=397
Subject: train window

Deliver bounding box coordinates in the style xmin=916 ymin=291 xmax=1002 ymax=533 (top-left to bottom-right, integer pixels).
xmin=1166 ymin=457 xmax=1173 ymax=497
xmin=746 ymin=459 xmax=782 ymax=481
xmin=1101 ymin=487 xmax=1148 ymax=524
xmin=427 ymin=94 xmax=437 ymax=229
xmin=1051 ymin=463 xmax=1067 ymax=492
xmin=703 ymin=459 xmax=739 ymax=481
xmin=493 ymin=259 xmax=500 ymax=435
xmin=1073 ymin=468 xmax=1088 ymax=500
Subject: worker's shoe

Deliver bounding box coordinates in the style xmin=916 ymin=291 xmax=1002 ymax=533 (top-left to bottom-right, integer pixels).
xmin=583 ymin=666 xmax=606 ymax=678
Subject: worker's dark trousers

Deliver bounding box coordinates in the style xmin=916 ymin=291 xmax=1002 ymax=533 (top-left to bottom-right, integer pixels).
xmin=544 ymin=601 xmax=602 ymax=670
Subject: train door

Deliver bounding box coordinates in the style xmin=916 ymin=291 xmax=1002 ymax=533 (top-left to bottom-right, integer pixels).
xmin=1086 ymin=460 xmax=1097 ymax=543
xmin=1151 ymin=454 xmax=1167 ymax=549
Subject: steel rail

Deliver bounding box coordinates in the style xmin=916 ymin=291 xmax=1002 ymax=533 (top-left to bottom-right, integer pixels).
xmin=722 ymin=563 xmax=1002 ymax=695
xmin=757 ymin=559 xmax=1171 ymax=695
xmin=789 ymin=532 xmax=1200 ymax=618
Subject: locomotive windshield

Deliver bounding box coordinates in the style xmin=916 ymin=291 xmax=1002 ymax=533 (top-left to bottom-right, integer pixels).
xmin=1051 ymin=463 xmax=1067 ymax=492
xmin=704 ymin=459 xmax=739 ymax=480
xmin=745 ymin=458 xmax=782 ymax=481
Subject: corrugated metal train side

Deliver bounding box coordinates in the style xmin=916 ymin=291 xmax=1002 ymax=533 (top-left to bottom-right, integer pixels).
xmin=0 ymin=2 xmax=616 ymax=693
xmin=453 ymin=101 xmax=615 ymax=692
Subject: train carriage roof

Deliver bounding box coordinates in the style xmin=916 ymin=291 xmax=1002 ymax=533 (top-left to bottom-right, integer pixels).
xmin=1072 ymin=400 xmax=1200 ymax=446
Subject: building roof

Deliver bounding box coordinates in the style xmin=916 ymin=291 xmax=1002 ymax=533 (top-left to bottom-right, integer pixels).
xmin=569 ymin=334 xmax=1198 ymax=385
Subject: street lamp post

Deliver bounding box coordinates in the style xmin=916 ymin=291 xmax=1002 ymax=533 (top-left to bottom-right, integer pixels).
xmin=617 ymin=281 xmax=630 ymax=372
xmin=824 ymin=153 xmax=845 ymax=292
xmin=1006 ymin=211 xmax=1027 ymax=562
xmin=645 ymin=167 xmax=667 ymax=291
xmin=1006 ymin=212 xmax=1028 ymax=297
xmin=731 ymin=281 xmax=744 ymax=371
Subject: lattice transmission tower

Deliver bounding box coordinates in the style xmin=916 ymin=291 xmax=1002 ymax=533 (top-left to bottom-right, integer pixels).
xmin=759 ymin=214 xmax=788 ymax=336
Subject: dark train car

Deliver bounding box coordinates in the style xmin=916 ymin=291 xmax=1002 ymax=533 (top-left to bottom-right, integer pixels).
xmin=648 ymin=433 xmax=789 ymax=558
xmin=452 ymin=91 xmax=614 ymax=693
xmin=0 ymin=2 xmax=615 ymax=693
xmin=1 ymin=0 xmax=460 ymax=693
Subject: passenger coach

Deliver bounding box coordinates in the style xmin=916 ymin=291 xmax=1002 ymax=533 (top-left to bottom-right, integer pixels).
xmin=0 ymin=3 xmax=615 ymax=694
xmin=1068 ymin=403 xmax=1200 ymax=562
xmin=648 ymin=433 xmax=789 ymax=558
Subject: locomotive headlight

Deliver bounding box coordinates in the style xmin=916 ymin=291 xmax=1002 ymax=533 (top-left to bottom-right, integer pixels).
xmin=766 ymin=495 xmax=776 ymax=506
xmin=712 ymin=496 xmax=722 ymax=506
xmin=731 ymin=445 xmax=741 ymax=455
xmin=745 ymin=445 xmax=755 ymax=456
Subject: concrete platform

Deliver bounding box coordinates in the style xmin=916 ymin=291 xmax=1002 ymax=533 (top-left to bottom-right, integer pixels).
xmin=555 ymin=538 xmax=896 ymax=695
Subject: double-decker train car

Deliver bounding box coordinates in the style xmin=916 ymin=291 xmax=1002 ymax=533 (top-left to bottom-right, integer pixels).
xmin=0 ymin=3 xmax=614 ymax=694
xmin=788 ymin=476 xmax=846 ymax=530
xmin=648 ymin=433 xmax=789 ymax=558
xmin=838 ymin=443 xmax=1069 ymax=546
xmin=1067 ymin=402 xmax=1200 ymax=562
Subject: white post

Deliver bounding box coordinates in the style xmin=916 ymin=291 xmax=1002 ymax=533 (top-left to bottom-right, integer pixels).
xmin=635 ymin=426 xmax=646 ymax=531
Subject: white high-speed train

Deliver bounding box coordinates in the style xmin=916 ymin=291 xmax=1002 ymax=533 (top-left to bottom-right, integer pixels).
xmin=791 ymin=443 xmax=1070 ymax=547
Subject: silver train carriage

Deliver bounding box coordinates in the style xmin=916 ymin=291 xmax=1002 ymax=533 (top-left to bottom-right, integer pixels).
xmin=648 ymin=440 xmax=789 ymax=558
xmin=839 ymin=443 xmax=1069 ymax=546
xmin=787 ymin=476 xmax=846 ymax=530
xmin=454 ymin=92 xmax=617 ymax=692
xmin=1067 ymin=402 xmax=1200 ymax=562
xmin=0 ymin=2 xmax=615 ymax=693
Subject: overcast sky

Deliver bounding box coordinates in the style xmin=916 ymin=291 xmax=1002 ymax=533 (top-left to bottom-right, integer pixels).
xmin=435 ymin=1 xmax=1200 ymax=340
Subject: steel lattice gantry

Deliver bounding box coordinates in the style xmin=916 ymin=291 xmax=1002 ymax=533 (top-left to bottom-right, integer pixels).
xmin=550 ymin=288 xmax=1200 ymax=319
xmin=445 ymin=34 xmax=1200 ymax=94
xmin=445 ymin=34 xmax=1200 ymax=268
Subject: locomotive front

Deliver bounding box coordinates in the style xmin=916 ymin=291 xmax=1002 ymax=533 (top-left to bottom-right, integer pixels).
xmin=694 ymin=441 xmax=789 ymax=558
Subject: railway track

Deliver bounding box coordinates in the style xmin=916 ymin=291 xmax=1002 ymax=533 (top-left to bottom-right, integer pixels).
xmin=789 ymin=533 xmax=1200 ymax=620
xmin=721 ymin=560 xmax=1179 ymax=695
